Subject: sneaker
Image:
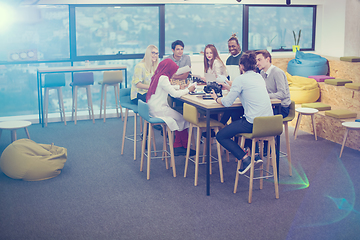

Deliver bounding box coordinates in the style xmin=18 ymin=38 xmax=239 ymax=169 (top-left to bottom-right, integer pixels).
xmin=238 ymin=157 xmax=264 ymax=175
xmin=254 ymin=159 xmax=263 ymax=169
xmin=186 ymin=148 xmax=196 ymax=156
xmin=238 ymin=156 xmax=251 ymax=175
xmin=174 ymin=147 xmax=186 ymax=156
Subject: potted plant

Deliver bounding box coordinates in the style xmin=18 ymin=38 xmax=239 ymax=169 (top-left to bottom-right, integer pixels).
xmin=266 ymin=35 xmax=277 ymax=53
xmin=292 ymin=30 xmax=301 ymax=52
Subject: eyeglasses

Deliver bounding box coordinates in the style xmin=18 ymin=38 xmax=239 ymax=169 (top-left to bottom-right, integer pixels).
xmin=151 ymin=51 xmax=159 ymax=55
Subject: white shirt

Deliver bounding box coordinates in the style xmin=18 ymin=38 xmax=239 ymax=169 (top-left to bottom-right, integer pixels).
xmin=147 ymin=75 xmax=190 ymax=131
xmin=221 ymin=71 xmax=273 ymax=123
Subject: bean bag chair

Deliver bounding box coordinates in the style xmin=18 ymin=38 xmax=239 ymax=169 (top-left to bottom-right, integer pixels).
xmin=0 ymin=139 xmax=67 ymax=181
xmin=286 ymin=72 xmax=320 ymax=104
xmin=287 ymin=51 xmax=328 ymax=77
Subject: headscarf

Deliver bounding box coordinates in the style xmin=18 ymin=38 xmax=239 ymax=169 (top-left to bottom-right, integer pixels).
xmin=146 ymin=58 xmax=179 ymax=102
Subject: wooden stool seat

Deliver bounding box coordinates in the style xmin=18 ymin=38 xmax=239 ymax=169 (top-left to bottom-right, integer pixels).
xmin=339 ymin=122 xmax=360 ymax=157
xmin=0 ymin=121 xmax=31 ymax=142
xmin=294 ymin=107 xmax=319 ymax=140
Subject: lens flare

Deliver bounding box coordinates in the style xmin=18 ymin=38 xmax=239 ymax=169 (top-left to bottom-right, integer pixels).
xmin=0 ymin=3 xmax=16 ymax=32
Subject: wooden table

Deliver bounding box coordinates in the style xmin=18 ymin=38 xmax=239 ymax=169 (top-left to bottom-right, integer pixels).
xmin=179 ymin=94 xmax=281 ymax=196
xmin=0 ymin=121 xmax=32 ymax=142
xmin=37 ymin=65 xmax=127 ymax=127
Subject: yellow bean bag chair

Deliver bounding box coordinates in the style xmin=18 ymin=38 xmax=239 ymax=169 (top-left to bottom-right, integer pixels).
xmin=0 ymin=139 xmax=67 ymax=181
xmin=286 ymin=72 xmax=320 ymax=104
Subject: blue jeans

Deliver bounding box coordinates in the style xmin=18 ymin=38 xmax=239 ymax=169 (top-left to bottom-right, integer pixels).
xmin=216 ymin=117 xmax=253 ymax=160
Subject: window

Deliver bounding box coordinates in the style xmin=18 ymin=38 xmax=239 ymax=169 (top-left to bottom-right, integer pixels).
xmin=247 ymin=5 xmax=315 ymax=51
xmin=165 ymin=4 xmax=243 ymax=55
xmin=0 ymin=5 xmax=69 ymax=62
xmin=75 ymin=6 xmax=160 ymax=57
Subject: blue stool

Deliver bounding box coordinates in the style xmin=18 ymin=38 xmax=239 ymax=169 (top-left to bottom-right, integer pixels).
xmin=70 ymin=72 xmax=95 ymax=125
xmin=120 ymin=88 xmax=142 ymax=161
xmin=138 ymin=100 xmax=176 ymax=180
xmin=43 ymin=73 xmax=66 ymax=127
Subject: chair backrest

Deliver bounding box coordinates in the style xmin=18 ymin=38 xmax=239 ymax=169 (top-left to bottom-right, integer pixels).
xmin=183 ymin=103 xmax=199 ymax=125
xmin=283 ymin=100 xmax=296 ymax=122
xmin=252 ymin=114 xmax=283 ymax=138
xmin=103 ymin=71 xmax=123 ymax=84
xmin=138 ymin=99 xmax=150 ymax=122
xmin=43 ymin=73 xmax=66 ymax=87
xmin=119 ymin=88 xmax=131 ymax=103
xmin=72 ymin=72 xmax=94 ymax=86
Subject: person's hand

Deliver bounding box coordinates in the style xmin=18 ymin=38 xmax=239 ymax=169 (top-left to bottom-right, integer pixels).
xmin=219 ymin=82 xmax=231 ymax=91
xmin=225 ymin=80 xmax=232 ymax=86
xmin=188 ymin=84 xmax=196 ymax=92
xmin=210 ymin=89 xmax=217 ymax=100
xmin=180 ymin=84 xmax=186 ymax=90
xmin=200 ymin=77 xmax=206 ymax=82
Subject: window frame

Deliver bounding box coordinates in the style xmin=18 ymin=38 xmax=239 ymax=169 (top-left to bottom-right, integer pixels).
xmin=243 ymin=4 xmax=317 ymax=52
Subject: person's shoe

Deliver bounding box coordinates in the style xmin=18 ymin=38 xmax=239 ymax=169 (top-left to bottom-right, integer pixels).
xmin=238 ymin=156 xmax=251 ymax=175
xmin=254 ymin=158 xmax=263 ymax=169
xmin=201 ymin=129 xmax=216 ymax=138
xmin=153 ymin=125 xmax=162 ymax=131
xmin=186 ymin=148 xmax=196 ymax=156
xmin=174 ymin=147 xmax=186 ymax=156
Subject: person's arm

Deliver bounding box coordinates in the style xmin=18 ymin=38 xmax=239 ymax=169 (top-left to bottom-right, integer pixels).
xmin=159 ymin=76 xmax=191 ymax=98
xmin=172 ymin=72 xmax=190 ymax=80
xmin=213 ymin=59 xmax=227 ymax=78
xmin=132 ymin=64 xmax=148 ymax=89
xmin=210 ymin=79 xmax=242 ymax=107
xmin=268 ymin=71 xmax=288 ymax=100
xmin=136 ymin=82 xmax=149 ymax=90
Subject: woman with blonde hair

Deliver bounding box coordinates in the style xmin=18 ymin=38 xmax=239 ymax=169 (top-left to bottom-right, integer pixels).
xmin=204 ymin=44 xmax=228 ymax=79
xmin=131 ymin=45 xmax=159 ymax=103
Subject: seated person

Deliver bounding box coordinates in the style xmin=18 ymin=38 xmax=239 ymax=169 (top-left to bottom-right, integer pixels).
xmin=203 ymin=44 xmax=228 ymax=80
xmin=255 ymin=50 xmax=291 ymax=118
xmin=131 ymin=45 xmax=159 ymax=104
xmin=210 ymin=51 xmax=273 ymax=174
xmin=166 ymin=40 xmax=192 ymax=111
xmin=226 ymin=33 xmax=243 ymax=81
xmin=146 ymin=58 xmax=196 ymax=156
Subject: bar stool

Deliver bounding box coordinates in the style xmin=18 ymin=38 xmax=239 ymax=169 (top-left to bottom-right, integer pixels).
xmin=120 ymin=88 xmax=148 ymax=161
xmin=99 ymin=71 xmax=124 ymax=122
xmin=282 ymin=101 xmax=295 ymax=176
xmin=234 ymin=115 xmax=283 ymax=203
xmin=183 ymin=103 xmax=224 ymax=186
xmin=294 ymin=107 xmax=318 ymax=140
xmin=339 ymin=121 xmax=360 ymax=157
xmin=138 ymin=100 xmax=176 ymax=180
xmin=71 ymin=72 xmax=95 ymax=125
xmin=43 ymin=73 xmax=66 ymax=127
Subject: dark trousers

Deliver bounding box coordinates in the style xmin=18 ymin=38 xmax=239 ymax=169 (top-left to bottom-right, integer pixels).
xmin=131 ymin=93 xmax=147 ymax=104
xmin=220 ymin=107 xmax=244 ymax=125
xmin=216 ymin=117 xmax=253 ymax=160
xmin=273 ymin=104 xmax=290 ymax=118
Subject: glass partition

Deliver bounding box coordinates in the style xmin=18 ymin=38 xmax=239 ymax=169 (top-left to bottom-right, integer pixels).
xmin=75 ymin=6 xmax=160 ymax=56
xmin=165 ymin=4 xmax=243 ymax=55
xmin=248 ymin=5 xmax=315 ymax=51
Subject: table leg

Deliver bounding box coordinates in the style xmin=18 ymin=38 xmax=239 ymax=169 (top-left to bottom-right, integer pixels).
xmin=339 ymin=129 xmax=349 ymax=158
xmin=11 ymin=130 xmax=16 ymax=142
xmin=276 ymin=135 xmax=280 ymax=180
xmin=24 ymin=127 xmax=30 ymax=139
xmin=206 ymin=109 xmax=211 ymax=196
